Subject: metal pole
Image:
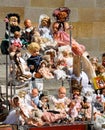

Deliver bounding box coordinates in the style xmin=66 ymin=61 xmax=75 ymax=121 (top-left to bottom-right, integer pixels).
xmin=6 ymin=55 xmax=8 ymax=102
xmin=69 ymin=21 xmax=72 ymax=98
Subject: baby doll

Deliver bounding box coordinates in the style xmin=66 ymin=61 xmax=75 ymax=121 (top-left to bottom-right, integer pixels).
xmin=38 ymin=60 xmax=54 ymax=79
xmin=50 ymin=86 xmax=71 ymax=112
xmin=67 ymin=100 xmax=79 ymax=121
xmin=21 ymin=19 xmax=35 ymax=45
xmin=11 ymin=31 xmax=22 ymax=48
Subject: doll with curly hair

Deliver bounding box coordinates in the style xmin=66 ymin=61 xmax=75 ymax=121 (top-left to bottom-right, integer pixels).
xmin=52 ymin=7 xmax=85 ymax=56
xmin=27 ymin=42 xmax=43 ymax=73
xmin=27 ymin=42 xmax=43 ymax=92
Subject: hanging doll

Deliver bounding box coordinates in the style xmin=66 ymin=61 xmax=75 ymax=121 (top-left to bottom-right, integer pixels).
xmin=1 ymin=13 xmax=21 ymax=55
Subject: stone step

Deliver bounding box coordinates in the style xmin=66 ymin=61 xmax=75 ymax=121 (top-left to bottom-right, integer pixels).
xmin=0 ymin=78 xmax=70 ymax=99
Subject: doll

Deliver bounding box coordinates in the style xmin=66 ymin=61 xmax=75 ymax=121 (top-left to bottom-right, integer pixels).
xmin=37 ymin=14 xmax=57 ymax=51
xmin=52 ymin=7 xmax=85 ymax=56
xmin=50 ymin=86 xmax=71 ymax=112
xmin=38 ymin=14 xmax=53 ymax=41
xmin=53 ymin=62 xmax=67 ymax=80
xmin=5 ymin=13 xmax=21 ymax=39
xmin=27 ymin=42 xmax=43 ymax=73
xmin=38 ymin=60 xmax=54 ymax=79
xmin=27 ymin=42 xmax=43 ymax=92
xmin=90 ymin=57 xmax=99 ymax=75
xmin=21 ymin=19 xmax=35 ymax=45
xmin=1 ymin=13 xmax=21 ymax=55
xmin=58 ymin=50 xmax=73 ymax=75
xmin=10 ymin=31 xmax=22 ymax=53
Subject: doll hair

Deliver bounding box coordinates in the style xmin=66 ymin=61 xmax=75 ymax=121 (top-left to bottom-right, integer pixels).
xmin=27 ymin=42 xmax=40 ymax=54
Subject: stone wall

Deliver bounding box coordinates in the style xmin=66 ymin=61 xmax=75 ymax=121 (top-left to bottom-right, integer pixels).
xmin=0 ymin=0 xmax=105 ymax=59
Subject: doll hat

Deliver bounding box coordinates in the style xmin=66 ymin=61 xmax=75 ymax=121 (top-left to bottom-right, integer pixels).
xmin=52 ymin=7 xmax=71 ymax=21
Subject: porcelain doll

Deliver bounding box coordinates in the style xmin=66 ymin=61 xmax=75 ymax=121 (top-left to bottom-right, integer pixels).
xmin=50 ymin=86 xmax=71 ymax=112
xmin=52 ymin=7 xmax=85 ymax=56
xmin=38 ymin=60 xmax=54 ymax=79
xmin=27 ymin=42 xmax=43 ymax=92
xmin=37 ymin=14 xmax=57 ymax=51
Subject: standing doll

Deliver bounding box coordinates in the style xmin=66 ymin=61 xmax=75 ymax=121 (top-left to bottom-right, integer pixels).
xmin=27 ymin=42 xmax=43 ymax=93
xmin=52 ymin=7 xmax=85 ymax=56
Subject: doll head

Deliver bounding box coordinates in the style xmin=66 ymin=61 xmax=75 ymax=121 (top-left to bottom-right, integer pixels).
xmin=24 ymin=19 xmax=32 ymax=28
xmin=40 ymin=60 xmax=48 ymax=67
xmin=52 ymin=22 xmax=59 ymax=33
xmin=52 ymin=7 xmax=70 ymax=22
xmin=14 ymin=31 xmax=21 ymax=38
xmin=58 ymin=86 xmax=66 ymax=99
xmin=39 ymin=14 xmax=51 ymax=28
xmin=27 ymin=42 xmax=40 ymax=55
xmin=97 ymin=64 xmax=105 ymax=74
xmin=5 ymin=13 xmax=20 ymax=33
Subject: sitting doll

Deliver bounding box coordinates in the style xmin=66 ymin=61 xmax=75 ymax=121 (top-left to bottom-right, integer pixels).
xmin=27 ymin=42 xmax=43 ymax=92
xmin=38 ymin=60 xmax=54 ymax=79
xmin=27 ymin=42 xmax=43 ymax=74
xmin=50 ymin=86 xmax=71 ymax=112
xmin=11 ymin=31 xmax=22 ymax=48
xmin=53 ymin=60 xmax=68 ymax=80
xmin=36 ymin=14 xmax=57 ymax=51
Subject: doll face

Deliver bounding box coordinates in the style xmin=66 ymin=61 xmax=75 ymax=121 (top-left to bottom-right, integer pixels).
xmin=24 ymin=19 xmax=32 ymax=28
xmin=73 ymin=89 xmax=80 ymax=98
xmin=14 ymin=31 xmax=21 ymax=38
xmin=32 ymin=88 xmax=39 ymax=97
xmin=58 ymin=11 xmax=68 ymax=22
xmin=52 ymin=22 xmax=59 ymax=33
xmin=31 ymin=49 xmax=39 ymax=56
xmin=41 ymin=17 xmax=51 ymax=27
xmin=9 ymin=16 xmax=18 ymax=26
xmin=58 ymin=87 xmax=66 ymax=98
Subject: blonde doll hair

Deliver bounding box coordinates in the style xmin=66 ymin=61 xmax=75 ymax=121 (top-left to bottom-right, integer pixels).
xmin=27 ymin=42 xmax=40 ymax=54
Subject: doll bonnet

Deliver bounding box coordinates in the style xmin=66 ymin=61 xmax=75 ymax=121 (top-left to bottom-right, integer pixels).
xmin=38 ymin=14 xmax=51 ymax=28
